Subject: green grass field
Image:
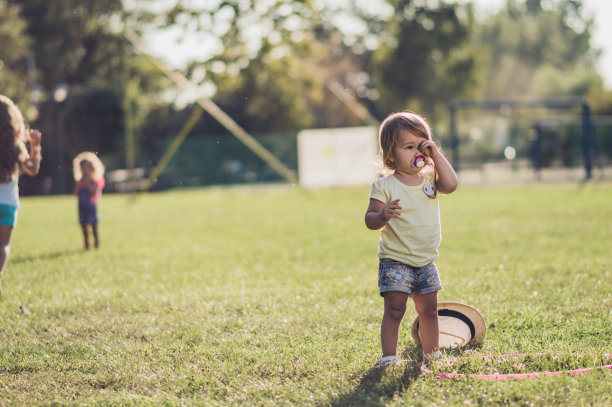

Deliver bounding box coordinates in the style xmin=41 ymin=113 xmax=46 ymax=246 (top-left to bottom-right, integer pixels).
xmin=1 ymin=182 xmax=610 ymax=406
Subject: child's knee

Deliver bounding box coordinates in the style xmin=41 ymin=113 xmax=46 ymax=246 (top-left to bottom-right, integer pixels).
xmin=385 ymin=304 xmax=407 ymax=321
xmin=416 ymin=303 xmax=437 ymax=320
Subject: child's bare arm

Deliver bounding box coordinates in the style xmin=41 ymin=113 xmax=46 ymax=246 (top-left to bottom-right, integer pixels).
xmin=21 ymin=130 xmax=42 ymax=176
xmin=419 ymin=140 xmax=458 ymax=194
xmin=365 ymin=198 xmax=402 ymax=230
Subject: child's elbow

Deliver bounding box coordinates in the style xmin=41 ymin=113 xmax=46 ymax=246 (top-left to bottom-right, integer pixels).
xmin=365 ymin=222 xmax=379 ymax=230
xmin=365 ymin=215 xmax=383 ymax=230
xmin=439 ymin=180 xmax=458 ymax=194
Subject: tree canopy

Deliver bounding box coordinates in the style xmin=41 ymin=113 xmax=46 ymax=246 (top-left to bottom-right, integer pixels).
xmin=0 ymin=2 xmax=32 ymax=112
xmin=1 ymin=0 xmax=610 ymax=192
xmin=475 ymin=0 xmax=601 ymax=98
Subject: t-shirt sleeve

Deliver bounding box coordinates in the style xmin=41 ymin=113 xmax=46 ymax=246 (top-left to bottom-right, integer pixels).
xmin=369 ymin=178 xmax=388 ymax=203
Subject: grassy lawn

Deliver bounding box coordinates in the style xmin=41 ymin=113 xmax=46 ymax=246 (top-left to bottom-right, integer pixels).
xmin=1 ymin=182 xmax=610 ymax=406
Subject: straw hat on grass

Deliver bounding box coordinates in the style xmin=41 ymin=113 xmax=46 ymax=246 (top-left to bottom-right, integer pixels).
xmin=411 ymin=302 xmax=486 ymax=348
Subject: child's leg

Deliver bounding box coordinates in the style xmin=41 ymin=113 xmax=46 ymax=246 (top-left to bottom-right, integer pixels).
xmin=381 ymin=291 xmax=409 ymax=356
xmin=0 ymin=225 xmax=13 ymax=297
xmin=81 ymin=223 xmax=90 ymax=249
xmin=91 ymin=223 xmax=99 ymax=248
xmin=413 ymin=291 xmax=439 ymax=354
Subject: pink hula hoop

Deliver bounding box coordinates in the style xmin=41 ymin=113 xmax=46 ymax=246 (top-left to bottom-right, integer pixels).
xmin=421 ymin=353 xmax=612 ymax=381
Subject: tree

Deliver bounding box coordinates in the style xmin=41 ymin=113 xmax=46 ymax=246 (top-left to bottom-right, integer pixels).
xmin=7 ymin=0 xmax=124 ymax=88
xmin=475 ymin=0 xmax=601 ymax=98
xmin=6 ymin=0 xmax=171 ymax=192
xmin=370 ymin=0 xmax=478 ymax=118
xmin=128 ymin=0 xmax=480 ymax=134
xmin=137 ymin=0 xmax=347 ymax=132
xmin=0 ymin=2 xmax=32 ymax=112
xmin=5 ymin=0 xmax=126 ymax=192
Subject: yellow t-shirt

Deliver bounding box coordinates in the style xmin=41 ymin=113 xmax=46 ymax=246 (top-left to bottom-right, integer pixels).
xmin=369 ymin=173 xmax=441 ymax=267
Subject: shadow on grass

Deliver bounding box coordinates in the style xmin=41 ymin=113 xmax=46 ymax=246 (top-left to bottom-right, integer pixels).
xmin=328 ymin=344 xmax=486 ymax=406
xmin=10 ymin=248 xmax=83 ymax=264
xmin=328 ymin=346 xmax=424 ymax=407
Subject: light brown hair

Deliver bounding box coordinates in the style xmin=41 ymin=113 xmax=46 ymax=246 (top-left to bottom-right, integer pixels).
xmin=73 ymin=151 xmax=105 ymax=181
xmin=0 ymin=95 xmax=29 ymax=182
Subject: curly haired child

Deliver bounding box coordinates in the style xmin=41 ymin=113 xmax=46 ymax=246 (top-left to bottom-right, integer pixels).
xmin=73 ymin=152 xmax=105 ymax=250
xmin=0 ymin=95 xmax=42 ymax=297
xmin=365 ymin=111 xmax=458 ymax=367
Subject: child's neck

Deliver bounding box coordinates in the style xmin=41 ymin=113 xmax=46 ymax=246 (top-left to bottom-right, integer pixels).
xmin=393 ymin=170 xmax=422 ymax=186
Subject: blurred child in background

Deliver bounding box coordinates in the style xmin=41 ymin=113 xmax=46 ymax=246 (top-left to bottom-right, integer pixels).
xmin=73 ymin=152 xmax=105 ymax=250
xmin=0 ymin=95 xmax=42 ymax=297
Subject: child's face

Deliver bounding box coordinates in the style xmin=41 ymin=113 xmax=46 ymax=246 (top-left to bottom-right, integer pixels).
xmin=391 ymin=129 xmax=426 ymax=175
xmin=80 ymin=161 xmax=94 ymax=177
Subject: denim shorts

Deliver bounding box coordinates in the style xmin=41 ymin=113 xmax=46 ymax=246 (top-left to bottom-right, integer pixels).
xmin=378 ymin=258 xmax=442 ymax=297
xmin=0 ymin=203 xmax=18 ymax=227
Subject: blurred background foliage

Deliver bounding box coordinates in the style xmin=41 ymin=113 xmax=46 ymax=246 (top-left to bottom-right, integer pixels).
xmin=1 ymin=0 xmax=611 ymax=192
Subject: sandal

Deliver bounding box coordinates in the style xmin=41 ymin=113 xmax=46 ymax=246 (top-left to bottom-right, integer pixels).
xmin=376 ymin=355 xmax=401 ymax=367
xmin=422 ymin=350 xmax=443 ymax=366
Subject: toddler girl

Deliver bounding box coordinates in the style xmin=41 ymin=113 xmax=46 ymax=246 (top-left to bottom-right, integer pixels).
xmin=365 ymin=111 xmax=458 ymax=367
xmin=73 ymin=152 xmax=105 ymax=249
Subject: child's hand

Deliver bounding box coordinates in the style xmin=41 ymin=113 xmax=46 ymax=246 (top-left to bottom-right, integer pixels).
xmin=418 ymin=140 xmax=438 ymax=158
xmin=382 ymin=199 xmax=402 ymax=221
xmin=29 ymin=129 xmax=42 ymax=146
xmin=419 ymin=139 xmax=459 ymax=194
xmin=21 ymin=129 xmax=42 ymax=176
